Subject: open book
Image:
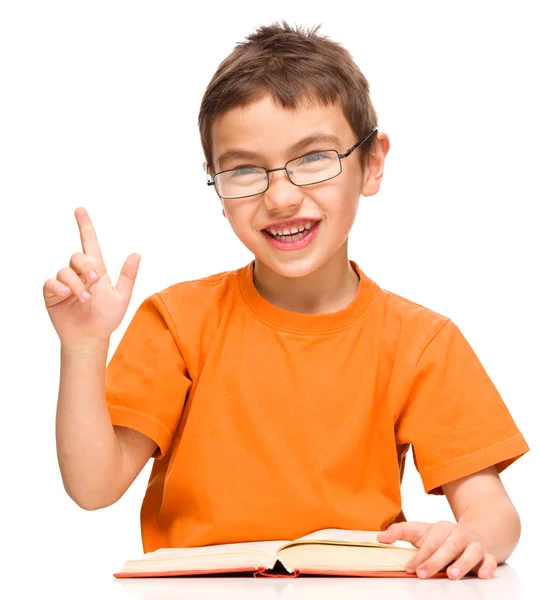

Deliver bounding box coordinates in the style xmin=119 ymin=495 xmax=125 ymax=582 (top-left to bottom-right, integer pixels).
xmin=114 ymin=528 xmax=448 ymax=578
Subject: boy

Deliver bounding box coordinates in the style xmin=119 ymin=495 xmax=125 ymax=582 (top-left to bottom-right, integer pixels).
xmin=46 ymin=21 xmax=529 ymax=580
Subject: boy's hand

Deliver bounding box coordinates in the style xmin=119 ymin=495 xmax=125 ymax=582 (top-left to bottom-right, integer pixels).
xmin=43 ymin=207 xmax=141 ymax=347
xmin=376 ymin=520 xmax=497 ymax=580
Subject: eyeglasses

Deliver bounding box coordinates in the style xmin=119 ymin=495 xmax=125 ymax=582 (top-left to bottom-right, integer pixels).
xmin=207 ymin=127 xmax=378 ymax=200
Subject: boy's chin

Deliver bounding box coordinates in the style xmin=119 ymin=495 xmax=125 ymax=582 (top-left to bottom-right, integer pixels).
xmin=253 ymin=252 xmax=331 ymax=280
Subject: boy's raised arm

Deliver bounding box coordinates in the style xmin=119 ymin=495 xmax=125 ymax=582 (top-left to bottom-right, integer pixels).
xmin=44 ymin=207 xmax=149 ymax=509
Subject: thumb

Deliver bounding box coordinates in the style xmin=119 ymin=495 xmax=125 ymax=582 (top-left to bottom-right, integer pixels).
xmin=115 ymin=253 xmax=141 ymax=302
xmin=377 ymin=522 xmax=428 ymax=547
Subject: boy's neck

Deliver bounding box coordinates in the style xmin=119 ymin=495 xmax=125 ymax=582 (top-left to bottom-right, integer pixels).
xmin=252 ymin=244 xmax=359 ymax=315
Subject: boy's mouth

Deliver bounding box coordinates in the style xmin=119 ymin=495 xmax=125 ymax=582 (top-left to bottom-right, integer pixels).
xmin=261 ymin=220 xmax=322 ymax=250
xmin=263 ymin=219 xmax=321 ymax=242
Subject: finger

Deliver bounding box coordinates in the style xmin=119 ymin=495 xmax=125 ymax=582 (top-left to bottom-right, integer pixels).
xmin=69 ymin=251 xmax=102 ymax=285
xmin=444 ymin=542 xmax=487 ymax=580
xmin=377 ymin=522 xmax=428 ymax=547
xmin=115 ymin=253 xmax=141 ymax=302
xmin=43 ymin=278 xmax=73 ymax=304
xmin=56 ymin=267 xmax=93 ymax=303
xmin=74 ymin=207 xmax=106 ymax=268
xmin=419 ymin=537 xmax=478 ymax=580
xmin=406 ymin=522 xmax=455 ymax=574
xmin=475 ymin=553 xmax=497 ymax=579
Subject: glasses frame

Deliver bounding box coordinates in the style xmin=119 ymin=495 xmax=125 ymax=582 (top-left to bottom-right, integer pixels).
xmin=206 ymin=127 xmax=378 ymax=200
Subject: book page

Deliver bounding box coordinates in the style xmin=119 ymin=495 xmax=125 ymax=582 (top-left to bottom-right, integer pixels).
xmin=288 ymin=528 xmax=415 ymax=549
xmin=140 ymin=539 xmax=291 ymax=561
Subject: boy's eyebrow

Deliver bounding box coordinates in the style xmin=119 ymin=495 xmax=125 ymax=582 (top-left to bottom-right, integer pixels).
xmin=215 ymin=132 xmax=342 ymax=168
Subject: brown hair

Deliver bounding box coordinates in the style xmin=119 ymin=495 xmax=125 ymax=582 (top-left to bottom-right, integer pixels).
xmin=198 ymin=19 xmax=378 ymax=176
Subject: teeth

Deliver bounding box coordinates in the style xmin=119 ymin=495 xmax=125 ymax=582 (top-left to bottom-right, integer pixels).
xmin=271 ymin=229 xmax=310 ymax=242
xmin=268 ymin=221 xmax=315 ymax=236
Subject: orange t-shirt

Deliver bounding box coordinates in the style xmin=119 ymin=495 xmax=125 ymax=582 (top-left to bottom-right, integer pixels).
xmin=105 ymin=259 xmax=529 ymax=553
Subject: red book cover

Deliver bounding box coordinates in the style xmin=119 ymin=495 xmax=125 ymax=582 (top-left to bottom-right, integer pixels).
xmin=113 ymin=565 xmax=449 ymax=579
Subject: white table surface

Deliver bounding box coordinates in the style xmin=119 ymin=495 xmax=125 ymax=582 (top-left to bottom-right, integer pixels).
xmin=14 ymin=563 xmax=529 ymax=599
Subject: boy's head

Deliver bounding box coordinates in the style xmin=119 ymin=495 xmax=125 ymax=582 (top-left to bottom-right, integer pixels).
xmin=198 ymin=20 xmax=389 ymax=278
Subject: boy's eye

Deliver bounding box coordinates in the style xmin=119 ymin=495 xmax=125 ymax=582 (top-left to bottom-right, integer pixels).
xmin=297 ymin=152 xmax=328 ymax=165
xmin=231 ymin=166 xmax=260 ymax=177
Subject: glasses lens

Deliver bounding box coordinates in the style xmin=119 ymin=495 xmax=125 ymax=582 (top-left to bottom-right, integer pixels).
xmin=287 ymin=150 xmax=341 ymax=185
xmin=215 ymin=166 xmax=268 ymax=199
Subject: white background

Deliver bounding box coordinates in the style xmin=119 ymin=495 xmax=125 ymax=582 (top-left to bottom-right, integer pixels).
xmin=1 ymin=1 xmax=537 ymax=597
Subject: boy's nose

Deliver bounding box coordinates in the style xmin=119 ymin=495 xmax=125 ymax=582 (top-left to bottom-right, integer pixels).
xmin=263 ymin=169 xmax=303 ymax=211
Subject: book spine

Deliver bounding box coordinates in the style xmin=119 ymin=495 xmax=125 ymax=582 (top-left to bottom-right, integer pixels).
xmin=254 ymin=567 xmax=301 ymax=578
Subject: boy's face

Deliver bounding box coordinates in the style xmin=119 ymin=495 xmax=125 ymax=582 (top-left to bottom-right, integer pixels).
xmin=206 ymin=93 xmax=387 ymax=278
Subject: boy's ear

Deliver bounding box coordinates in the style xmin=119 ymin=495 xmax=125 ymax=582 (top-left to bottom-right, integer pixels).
xmin=361 ymin=132 xmax=390 ymax=197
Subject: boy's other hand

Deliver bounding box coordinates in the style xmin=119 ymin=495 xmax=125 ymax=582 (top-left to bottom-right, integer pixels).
xmin=43 ymin=207 xmax=141 ymax=347
xmin=376 ymin=520 xmax=497 ymax=580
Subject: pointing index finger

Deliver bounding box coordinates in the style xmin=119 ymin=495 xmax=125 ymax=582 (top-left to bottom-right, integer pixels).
xmin=75 ymin=207 xmax=105 ymax=263
xmin=75 ymin=207 xmax=101 ymax=257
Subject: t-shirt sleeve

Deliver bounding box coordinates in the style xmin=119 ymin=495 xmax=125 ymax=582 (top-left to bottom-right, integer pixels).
xmin=395 ymin=318 xmax=529 ymax=495
xmin=105 ymin=292 xmax=192 ymax=460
